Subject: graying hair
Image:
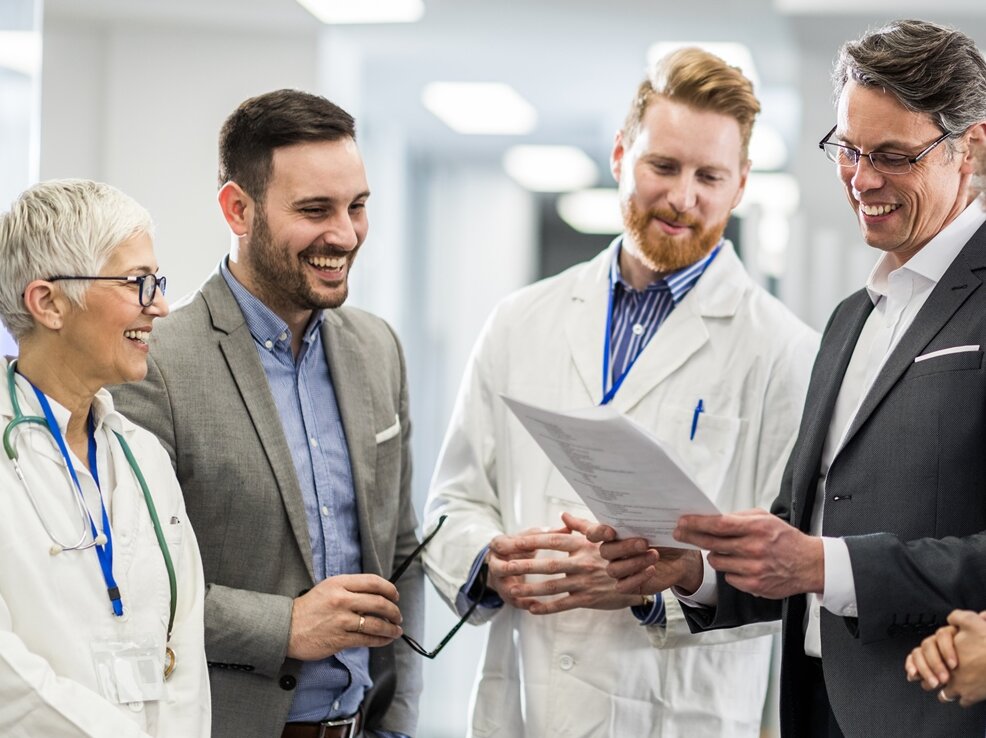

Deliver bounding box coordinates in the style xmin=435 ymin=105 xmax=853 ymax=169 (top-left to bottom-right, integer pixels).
xmin=833 ymin=19 xmax=986 ymax=140
xmin=0 ymin=179 xmax=154 ymax=340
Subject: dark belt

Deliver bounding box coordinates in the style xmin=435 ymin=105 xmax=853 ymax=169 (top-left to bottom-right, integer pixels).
xmin=281 ymin=709 xmax=363 ymax=738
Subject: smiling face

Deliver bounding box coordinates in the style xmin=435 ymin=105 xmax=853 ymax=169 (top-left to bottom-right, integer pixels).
xmin=60 ymin=231 xmax=169 ymax=388
xmin=835 ymin=80 xmax=975 ymax=266
xmin=235 ymin=138 xmax=369 ymax=325
xmin=612 ymin=97 xmax=749 ymax=281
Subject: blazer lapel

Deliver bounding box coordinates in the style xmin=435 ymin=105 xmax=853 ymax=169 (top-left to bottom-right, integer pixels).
xmin=202 ymin=274 xmax=316 ymax=581
xmin=321 ymin=312 xmax=382 ymax=573
xmin=791 ymin=291 xmax=872 ymax=531
xmin=840 ymin=237 xmax=985 ymax=452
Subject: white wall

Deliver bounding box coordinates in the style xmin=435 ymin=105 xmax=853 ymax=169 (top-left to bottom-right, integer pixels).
xmin=40 ymin=18 xmax=318 ymax=301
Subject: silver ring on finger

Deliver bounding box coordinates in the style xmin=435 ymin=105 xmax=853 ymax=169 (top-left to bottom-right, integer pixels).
xmin=357 ymin=614 xmax=366 ymax=634
xmin=939 ymin=688 xmax=957 ymax=703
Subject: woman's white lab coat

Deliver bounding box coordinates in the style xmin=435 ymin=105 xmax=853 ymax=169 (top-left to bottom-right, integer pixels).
xmin=423 ymin=243 xmax=819 ymax=737
xmin=0 ymin=359 xmax=210 ymax=737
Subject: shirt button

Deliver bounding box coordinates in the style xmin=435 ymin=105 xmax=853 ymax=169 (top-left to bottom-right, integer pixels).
xmin=559 ymin=654 xmax=574 ymax=670
xmin=332 ymin=700 xmax=341 ymax=711
xmin=321 ymin=505 xmax=330 ymax=517
xmin=264 ymin=339 xmax=274 ymax=350
xmin=310 ymin=437 xmax=318 ymax=448
xmin=632 ymin=324 xmax=644 ymax=336
xmin=279 ymin=332 xmax=287 ymax=341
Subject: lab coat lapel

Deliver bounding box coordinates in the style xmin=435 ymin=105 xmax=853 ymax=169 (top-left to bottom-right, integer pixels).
xmin=564 ymin=247 xmax=613 ymax=405
xmin=610 ymin=244 xmax=743 ymax=415
xmin=321 ymin=312 xmax=382 ymax=573
xmin=203 ymin=276 xmax=316 ymax=581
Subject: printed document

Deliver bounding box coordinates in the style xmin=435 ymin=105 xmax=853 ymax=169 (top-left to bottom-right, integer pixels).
xmin=503 ymin=396 xmax=720 ymax=548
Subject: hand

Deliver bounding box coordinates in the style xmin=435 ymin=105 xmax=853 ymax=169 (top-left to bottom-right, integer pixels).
xmin=574 ymin=514 xmax=704 ymax=596
xmin=939 ymin=610 xmax=986 ymax=706
xmin=487 ymin=518 xmax=640 ymax=615
xmin=287 ymin=574 xmax=402 ymax=661
xmin=907 ymin=622 xmax=958 ymax=693
xmin=674 ymin=509 xmax=823 ymax=599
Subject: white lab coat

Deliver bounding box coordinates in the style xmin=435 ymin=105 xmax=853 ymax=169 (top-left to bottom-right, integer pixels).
xmin=423 ymin=242 xmax=819 ymax=738
xmin=0 ymin=359 xmax=210 ymax=737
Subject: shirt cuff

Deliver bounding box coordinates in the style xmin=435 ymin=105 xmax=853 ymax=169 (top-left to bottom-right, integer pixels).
xmin=820 ymin=536 xmax=857 ymax=617
xmin=631 ymin=596 xmax=665 ymax=625
xmin=454 ymin=545 xmax=503 ymax=616
xmin=672 ymin=551 xmax=719 ymax=608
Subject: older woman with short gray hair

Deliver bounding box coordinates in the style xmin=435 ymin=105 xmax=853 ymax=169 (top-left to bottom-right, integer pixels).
xmin=0 ymin=179 xmax=210 ymax=736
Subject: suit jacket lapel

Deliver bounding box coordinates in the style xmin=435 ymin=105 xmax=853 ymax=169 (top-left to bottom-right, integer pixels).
xmin=840 ymin=234 xmax=986 ymax=452
xmin=791 ymin=291 xmax=872 ymax=531
xmin=201 ymin=273 xmax=316 ymax=581
xmin=321 ymin=312 xmax=381 ymax=573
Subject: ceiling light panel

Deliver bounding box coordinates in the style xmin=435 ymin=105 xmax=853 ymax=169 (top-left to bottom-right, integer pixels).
xmin=422 ymin=82 xmax=537 ymax=135
xmin=296 ymin=0 xmax=424 ymax=24
xmin=503 ymin=145 xmax=598 ymax=192
xmin=557 ymin=188 xmax=624 ymax=235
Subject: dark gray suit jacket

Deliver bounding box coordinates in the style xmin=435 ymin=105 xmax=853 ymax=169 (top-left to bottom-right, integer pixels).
xmin=113 ymin=270 xmax=423 ymax=738
xmin=685 ymin=221 xmax=986 ymax=737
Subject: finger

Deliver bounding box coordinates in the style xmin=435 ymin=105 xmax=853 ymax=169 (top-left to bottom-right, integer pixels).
xmin=527 ymin=592 xmax=600 ymax=615
xmin=936 ymin=628 xmax=960 ymax=671
xmin=561 ymin=512 xmax=596 ymax=536
xmin=919 ymin=636 xmax=951 ymax=685
xmin=948 ymin=609 xmax=986 ymax=633
xmin=905 ymin=652 xmax=918 ymax=681
xmin=907 ymin=648 xmax=939 ymax=690
xmin=352 ymin=613 xmax=403 ymax=640
xmin=506 ymin=532 xmax=585 ymax=554
xmin=612 ymin=566 xmax=660 ymax=595
xmin=505 ymin=552 xmax=597 ymax=577
xmin=675 ymin=513 xmax=757 ymax=539
xmin=508 ymin=575 xmax=591 ymax=598
xmin=350 ymin=593 xmax=403 ymax=625
xmin=605 ymin=550 xmax=660 ymax=580
xmin=599 ymin=537 xmax=649 ymax=562
xmin=337 ymin=573 xmax=400 ymax=602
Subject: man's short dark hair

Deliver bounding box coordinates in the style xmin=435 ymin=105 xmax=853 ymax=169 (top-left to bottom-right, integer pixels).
xmin=218 ymin=89 xmax=356 ymax=201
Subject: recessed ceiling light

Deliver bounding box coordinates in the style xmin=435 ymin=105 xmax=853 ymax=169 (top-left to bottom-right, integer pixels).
xmin=422 ymin=82 xmax=537 ymax=135
xmin=503 ymin=146 xmax=598 ymax=192
xmin=296 ymin=0 xmax=424 ymax=24
xmin=557 ymin=189 xmax=624 ymax=235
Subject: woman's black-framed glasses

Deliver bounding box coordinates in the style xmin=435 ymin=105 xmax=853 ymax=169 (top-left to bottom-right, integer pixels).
xmin=47 ymin=274 xmax=167 ymax=307
xmin=389 ymin=514 xmax=486 ymax=659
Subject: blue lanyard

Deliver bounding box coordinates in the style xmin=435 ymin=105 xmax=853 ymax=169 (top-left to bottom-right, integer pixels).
xmin=600 ymin=275 xmax=648 ymax=406
xmin=29 ymin=384 xmax=123 ymax=617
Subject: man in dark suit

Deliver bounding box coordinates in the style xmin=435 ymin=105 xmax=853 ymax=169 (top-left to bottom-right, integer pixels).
xmin=113 ymin=90 xmax=422 ymax=738
xmin=586 ymin=18 xmax=986 ymax=737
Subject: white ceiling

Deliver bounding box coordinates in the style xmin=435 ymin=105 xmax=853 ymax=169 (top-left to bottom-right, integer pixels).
xmin=42 ymin=0 xmax=986 ymax=172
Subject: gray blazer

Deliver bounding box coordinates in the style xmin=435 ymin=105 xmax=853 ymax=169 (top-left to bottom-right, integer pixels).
xmin=685 ymin=221 xmax=986 ymax=736
xmin=113 ymin=270 xmax=423 ymax=738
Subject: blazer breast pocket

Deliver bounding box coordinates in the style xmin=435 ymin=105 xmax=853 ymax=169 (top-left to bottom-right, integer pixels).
xmin=374 ymin=414 xmax=401 ymax=447
xmin=908 ymin=348 xmax=983 ymax=379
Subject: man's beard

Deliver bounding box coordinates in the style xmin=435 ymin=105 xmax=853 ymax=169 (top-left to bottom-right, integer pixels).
xmin=246 ymin=207 xmax=350 ymax=313
xmin=624 ymin=201 xmax=727 ymax=274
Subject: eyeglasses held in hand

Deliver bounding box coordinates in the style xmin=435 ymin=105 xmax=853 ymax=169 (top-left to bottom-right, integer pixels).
xmin=390 ymin=514 xmax=486 ymax=659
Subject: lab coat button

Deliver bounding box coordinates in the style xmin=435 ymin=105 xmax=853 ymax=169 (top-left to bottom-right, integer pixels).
xmin=559 ymin=654 xmax=574 ymax=670
xmin=128 ymin=701 xmax=143 ymax=712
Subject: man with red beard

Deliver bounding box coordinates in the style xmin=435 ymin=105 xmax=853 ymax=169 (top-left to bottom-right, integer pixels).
xmin=421 ymin=48 xmax=818 ymax=738
xmin=113 ymin=90 xmax=423 ymax=738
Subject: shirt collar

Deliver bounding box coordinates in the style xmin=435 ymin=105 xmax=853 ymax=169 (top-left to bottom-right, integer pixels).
xmin=865 ymin=195 xmax=986 ymax=304
xmin=609 ymin=236 xmax=723 ymax=304
xmin=220 ymin=257 xmax=324 ymax=348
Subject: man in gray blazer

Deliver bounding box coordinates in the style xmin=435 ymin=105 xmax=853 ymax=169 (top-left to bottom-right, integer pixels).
xmin=590 ymin=19 xmax=986 ymax=737
xmin=113 ymin=90 xmax=422 ymax=738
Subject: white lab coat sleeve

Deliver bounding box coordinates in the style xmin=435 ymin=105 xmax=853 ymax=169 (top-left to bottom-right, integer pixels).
xmin=422 ymin=307 xmax=509 ymax=624
xmin=650 ymin=313 xmax=820 ymax=649
xmin=0 ymin=597 xmax=152 ymax=737
xmin=155 ymin=453 xmax=212 ymax=738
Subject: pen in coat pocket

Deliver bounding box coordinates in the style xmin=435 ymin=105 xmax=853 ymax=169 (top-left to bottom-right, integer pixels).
xmin=690 ymin=399 xmax=704 ymax=441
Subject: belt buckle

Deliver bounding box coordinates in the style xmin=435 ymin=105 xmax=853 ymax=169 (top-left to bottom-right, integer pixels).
xmin=320 ymin=713 xmax=358 ymax=738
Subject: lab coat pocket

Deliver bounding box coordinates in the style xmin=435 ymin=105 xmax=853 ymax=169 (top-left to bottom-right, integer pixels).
xmin=655 ymin=405 xmax=743 ymax=506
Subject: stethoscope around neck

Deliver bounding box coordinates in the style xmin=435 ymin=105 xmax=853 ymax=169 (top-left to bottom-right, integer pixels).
xmin=3 ymin=360 xmax=178 ymax=670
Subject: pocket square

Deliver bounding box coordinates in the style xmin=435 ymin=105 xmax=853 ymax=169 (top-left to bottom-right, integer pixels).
xmin=914 ymin=345 xmax=981 ymax=363
xmin=375 ymin=414 xmax=401 ymax=443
